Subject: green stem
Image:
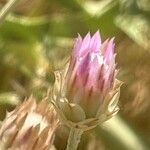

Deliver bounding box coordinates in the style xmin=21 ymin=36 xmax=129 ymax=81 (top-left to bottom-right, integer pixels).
xmin=66 ymin=127 xmax=83 ymax=150
xmin=0 ymin=0 xmax=21 ymax=23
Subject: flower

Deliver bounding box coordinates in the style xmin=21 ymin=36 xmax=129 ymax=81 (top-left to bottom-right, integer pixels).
xmin=53 ymin=31 xmax=122 ymax=128
xmin=0 ymin=96 xmax=58 ymax=150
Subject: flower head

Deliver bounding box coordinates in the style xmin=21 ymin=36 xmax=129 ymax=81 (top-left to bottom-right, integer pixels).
xmin=53 ymin=31 xmax=122 ymax=126
xmin=67 ymin=31 xmax=116 ymax=96
xmin=0 ymin=97 xmax=58 ymax=150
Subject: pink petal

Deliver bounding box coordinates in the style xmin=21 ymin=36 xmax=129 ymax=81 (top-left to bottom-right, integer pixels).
xmin=85 ymin=53 xmax=103 ymax=89
xmin=89 ymin=31 xmax=101 ymax=53
xmin=77 ymin=53 xmax=90 ymax=80
xmin=104 ymin=38 xmax=115 ymax=64
xmin=79 ymin=32 xmax=91 ymax=56
xmin=101 ymin=39 xmax=109 ymax=54
xmin=73 ymin=34 xmax=82 ymax=57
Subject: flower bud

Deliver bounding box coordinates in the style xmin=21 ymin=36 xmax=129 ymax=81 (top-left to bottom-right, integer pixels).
xmin=0 ymin=96 xmax=58 ymax=150
xmin=53 ymin=31 xmax=122 ymax=128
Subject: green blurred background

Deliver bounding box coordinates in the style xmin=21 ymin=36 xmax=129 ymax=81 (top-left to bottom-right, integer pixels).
xmin=0 ymin=0 xmax=150 ymax=149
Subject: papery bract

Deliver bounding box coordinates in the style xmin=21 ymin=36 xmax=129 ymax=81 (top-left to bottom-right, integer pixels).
xmin=0 ymin=97 xmax=58 ymax=150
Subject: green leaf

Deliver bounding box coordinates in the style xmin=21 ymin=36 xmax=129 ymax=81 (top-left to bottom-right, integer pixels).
xmin=0 ymin=15 xmax=49 ymax=42
xmin=82 ymin=0 xmax=118 ymax=17
xmin=48 ymin=0 xmax=84 ymax=12
xmin=137 ymin=0 xmax=150 ymax=12
xmin=115 ymin=13 xmax=150 ymax=50
xmin=0 ymin=92 xmax=20 ymax=106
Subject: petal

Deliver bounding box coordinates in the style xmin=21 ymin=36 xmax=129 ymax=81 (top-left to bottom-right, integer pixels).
xmin=79 ymin=32 xmax=91 ymax=56
xmin=104 ymin=38 xmax=115 ymax=64
xmin=101 ymin=39 xmax=109 ymax=54
xmin=89 ymin=31 xmax=101 ymax=53
xmin=86 ymin=53 xmax=103 ymax=88
xmin=77 ymin=53 xmax=90 ymax=77
xmin=73 ymin=34 xmax=82 ymax=57
xmin=103 ymin=63 xmax=116 ymax=91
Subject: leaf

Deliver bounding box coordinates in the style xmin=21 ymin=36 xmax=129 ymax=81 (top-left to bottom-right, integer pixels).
xmin=82 ymin=0 xmax=118 ymax=17
xmin=48 ymin=0 xmax=84 ymax=12
xmin=115 ymin=14 xmax=150 ymax=50
xmin=137 ymin=0 xmax=150 ymax=12
xmin=0 ymin=92 xmax=20 ymax=106
xmin=0 ymin=15 xmax=49 ymax=42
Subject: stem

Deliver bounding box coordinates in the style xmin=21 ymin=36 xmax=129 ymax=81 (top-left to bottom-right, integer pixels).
xmin=0 ymin=0 xmax=21 ymax=23
xmin=100 ymin=115 xmax=149 ymax=150
xmin=66 ymin=127 xmax=83 ymax=150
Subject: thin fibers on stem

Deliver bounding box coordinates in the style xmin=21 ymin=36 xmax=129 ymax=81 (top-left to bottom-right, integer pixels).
xmin=66 ymin=127 xmax=83 ymax=150
xmin=0 ymin=0 xmax=21 ymax=23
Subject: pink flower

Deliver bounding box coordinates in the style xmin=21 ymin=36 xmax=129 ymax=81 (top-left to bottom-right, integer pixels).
xmin=53 ymin=31 xmax=121 ymax=121
xmin=70 ymin=31 xmax=115 ymax=92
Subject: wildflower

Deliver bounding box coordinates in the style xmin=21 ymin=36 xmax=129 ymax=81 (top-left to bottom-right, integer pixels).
xmin=0 ymin=96 xmax=58 ymax=150
xmin=53 ymin=31 xmax=122 ymax=129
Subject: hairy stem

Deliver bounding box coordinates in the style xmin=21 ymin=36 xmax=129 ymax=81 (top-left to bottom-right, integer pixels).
xmin=66 ymin=127 xmax=83 ymax=150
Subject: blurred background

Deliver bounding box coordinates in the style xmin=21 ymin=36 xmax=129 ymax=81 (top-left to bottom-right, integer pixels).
xmin=0 ymin=0 xmax=150 ymax=149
